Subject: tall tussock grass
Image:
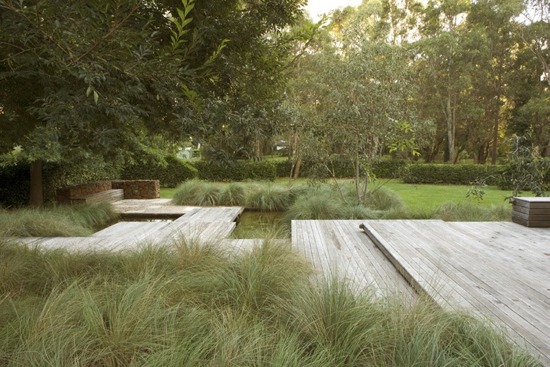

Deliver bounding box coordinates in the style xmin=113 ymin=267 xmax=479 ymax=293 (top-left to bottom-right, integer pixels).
xmin=0 ymin=203 xmax=117 ymax=237
xmin=0 ymin=238 xmax=538 ymax=366
xmin=434 ymin=202 xmax=512 ymax=222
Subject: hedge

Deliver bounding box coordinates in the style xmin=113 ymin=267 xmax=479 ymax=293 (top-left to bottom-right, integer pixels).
xmin=121 ymin=156 xmax=198 ymax=187
xmin=402 ymin=164 xmax=505 ymax=185
xmin=193 ymin=160 xmax=277 ymax=181
xmin=272 ymin=158 xmax=407 ymax=179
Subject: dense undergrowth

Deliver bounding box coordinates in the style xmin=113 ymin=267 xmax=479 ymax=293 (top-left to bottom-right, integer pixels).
xmin=0 ymin=238 xmax=538 ymax=366
xmin=0 ymin=203 xmax=118 ymax=237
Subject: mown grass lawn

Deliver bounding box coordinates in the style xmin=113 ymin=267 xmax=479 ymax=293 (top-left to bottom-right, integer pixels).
xmin=377 ymin=179 xmax=514 ymax=212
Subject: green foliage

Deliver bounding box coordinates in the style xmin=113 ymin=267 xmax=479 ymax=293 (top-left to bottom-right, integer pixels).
xmin=218 ymin=183 xmax=247 ymax=206
xmin=284 ymin=185 xmax=403 ymax=221
xmin=0 ymin=239 xmax=536 ymax=366
xmin=0 ymin=203 xmax=117 ymax=237
xmin=194 ymin=160 xmax=277 ymax=181
xmin=273 ymin=158 xmax=408 ymax=179
xmin=403 ymin=164 xmax=504 ymax=185
xmin=372 ymin=159 xmax=409 ymax=179
xmin=122 ymin=156 xmax=198 ymax=187
xmin=500 ymin=135 xmax=550 ymax=196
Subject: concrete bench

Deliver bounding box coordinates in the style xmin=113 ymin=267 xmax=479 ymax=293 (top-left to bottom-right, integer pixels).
xmin=512 ymin=197 xmax=550 ymax=227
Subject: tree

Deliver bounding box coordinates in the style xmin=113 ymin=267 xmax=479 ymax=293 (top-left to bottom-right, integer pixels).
xmin=178 ymin=0 xmax=308 ymax=161
xmin=284 ymin=4 xmax=422 ymax=202
xmin=413 ymin=0 xmax=485 ymax=163
xmin=0 ymin=0 xmax=218 ymax=205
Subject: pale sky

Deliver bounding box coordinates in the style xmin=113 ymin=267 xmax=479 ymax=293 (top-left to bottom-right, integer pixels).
xmin=305 ymin=0 xmax=363 ymax=21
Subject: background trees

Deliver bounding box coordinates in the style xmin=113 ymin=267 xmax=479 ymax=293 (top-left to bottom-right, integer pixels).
xmin=1 ymin=0 xmax=549 ymax=206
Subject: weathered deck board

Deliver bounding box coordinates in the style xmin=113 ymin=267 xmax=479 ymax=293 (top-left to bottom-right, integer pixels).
xmin=10 ymin=206 xmax=243 ymax=251
xmin=176 ymin=206 xmax=244 ymax=223
xmin=361 ymin=220 xmax=550 ymax=366
xmin=292 ymin=220 xmax=416 ymax=301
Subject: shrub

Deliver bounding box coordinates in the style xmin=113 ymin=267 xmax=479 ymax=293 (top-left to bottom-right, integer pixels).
xmin=275 ymin=159 xmax=293 ymax=178
xmin=273 ymin=158 xmax=408 ymax=179
xmin=402 ymin=164 xmax=505 ymax=185
xmin=372 ymin=159 xmax=408 ymax=178
xmin=122 ymin=156 xmax=197 ymax=187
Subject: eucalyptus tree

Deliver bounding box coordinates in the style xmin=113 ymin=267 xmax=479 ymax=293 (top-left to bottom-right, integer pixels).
xmin=465 ymin=0 xmax=524 ymax=164
xmin=284 ymin=3 xmax=422 ymax=203
xmin=413 ymin=0 xmax=483 ymax=163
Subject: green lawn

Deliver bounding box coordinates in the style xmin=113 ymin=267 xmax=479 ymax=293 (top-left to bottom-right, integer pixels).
xmin=160 ymin=187 xmax=178 ymax=198
xmin=377 ymin=180 xmax=513 ymax=212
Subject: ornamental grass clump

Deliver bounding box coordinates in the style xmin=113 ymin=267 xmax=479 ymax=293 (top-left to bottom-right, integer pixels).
xmin=435 ymin=202 xmax=511 ymax=222
xmin=172 ymin=179 xmax=223 ymax=206
xmin=218 ymin=182 xmax=247 ymax=206
xmin=0 ymin=203 xmax=117 ymax=237
xmin=0 ymin=237 xmax=538 ymax=366
xmin=246 ymin=183 xmax=292 ymax=211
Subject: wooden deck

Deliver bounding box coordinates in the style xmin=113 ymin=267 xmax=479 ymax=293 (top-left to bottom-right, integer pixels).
xmin=15 ymin=206 xmax=244 ymax=251
xmin=111 ymin=198 xmax=196 ymax=219
xmin=291 ymin=220 xmax=416 ymax=301
xmin=7 ymin=199 xmax=549 ymax=364
xmin=361 ymin=219 xmax=550 ymax=366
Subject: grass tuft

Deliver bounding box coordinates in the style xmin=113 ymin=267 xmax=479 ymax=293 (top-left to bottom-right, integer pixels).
xmin=0 ymin=203 xmax=117 ymax=237
xmin=246 ymin=183 xmax=292 ymax=211
xmin=0 ymin=238 xmax=538 ymax=366
xmin=172 ymin=180 xmax=222 ymax=206
xmin=434 ymin=202 xmax=512 ymax=222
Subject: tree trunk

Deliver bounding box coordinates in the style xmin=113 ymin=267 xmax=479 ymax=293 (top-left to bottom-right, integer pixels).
xmin=445 ymin=93 xmax=457 ymax=163
xmin=293 ymin=158 xmax=302 ymax=179
xmin=29 ymin=160 xmax=44 ymax=207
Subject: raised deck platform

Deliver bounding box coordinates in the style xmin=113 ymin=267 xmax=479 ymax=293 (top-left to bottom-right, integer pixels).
xmin=361 ymin=219 xmax=550 ymax=366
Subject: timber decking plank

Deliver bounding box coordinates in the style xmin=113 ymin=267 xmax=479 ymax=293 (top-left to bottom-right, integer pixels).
xmin=362 ymin=221 xmax=474 ymax=310
xmin=340 ymin=221 xmax=416 ymax=300
xmin=177 ymin=207 xmax=243 ymax=223
xmin=394 ymin=222 xmax=550 ymax=353
xmin=330 ymin=220 xmax=387 ymax=294
xmin=361 ymin=220 xmax=550 ymax=365
xmin=292 ymin=220 xmax=416 ymax=299
xmin=326 ymin=221 xmax=374 ymax=291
